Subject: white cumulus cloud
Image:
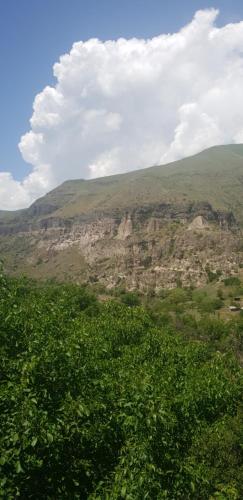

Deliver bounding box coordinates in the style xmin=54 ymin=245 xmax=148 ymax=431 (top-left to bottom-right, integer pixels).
xmin=2 ymin=8 xmax=243 ymax=209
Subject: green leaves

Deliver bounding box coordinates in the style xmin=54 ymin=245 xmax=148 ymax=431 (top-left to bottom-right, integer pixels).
xmin=0 ymin=272 xmax=243 ymax=498
xmin=15 ymin=461 xmax=23 ymax=474
xmin=31 ymin=437 xmax=38 ymax=447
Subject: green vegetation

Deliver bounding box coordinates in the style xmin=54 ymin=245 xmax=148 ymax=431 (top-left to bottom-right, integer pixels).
xmin=1 ymin=144 xmax=243 ymax=223
xmin=32 ymin=144 xmax=243 ymax=222
xmin=120 ymin=291 xmax=141 ymax=307
xmin=224 ymin=276 xmax=241 ymax=287
xmin=1 ymin=269 xmax=243 ymax=498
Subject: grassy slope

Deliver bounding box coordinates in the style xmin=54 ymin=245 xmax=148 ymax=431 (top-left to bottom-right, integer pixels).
xmin=49 ymin=144 xmax=243 ymax=221
xmin=1 ymin=144 xmax=243 ymax=222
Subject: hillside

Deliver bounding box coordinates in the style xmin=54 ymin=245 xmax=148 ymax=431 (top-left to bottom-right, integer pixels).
xmin=1 ymin=144 xmax=243 ymax=290
xmin=53 ymin=144 xmax=243 ymax=221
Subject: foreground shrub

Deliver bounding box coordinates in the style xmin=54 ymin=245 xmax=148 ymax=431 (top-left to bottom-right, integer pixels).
xmin=0 ymin=272 xmax=243 ymax=498
xmin=223 ymin=277 xmax=241 ymax=287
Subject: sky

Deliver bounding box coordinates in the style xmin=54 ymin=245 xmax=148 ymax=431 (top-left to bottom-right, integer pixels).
xmin=1 ymin=0 xmax=243 ymax=209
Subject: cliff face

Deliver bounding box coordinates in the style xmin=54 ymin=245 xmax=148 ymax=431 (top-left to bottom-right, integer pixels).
xmin=0 ymin=201 xmax=241 ymax=291
xmin=1 ymin=144 xmax=243 ymax=290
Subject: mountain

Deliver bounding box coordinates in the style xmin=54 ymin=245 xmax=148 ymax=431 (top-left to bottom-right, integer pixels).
xmin=1 ymin=144 xmax=243 ymax=290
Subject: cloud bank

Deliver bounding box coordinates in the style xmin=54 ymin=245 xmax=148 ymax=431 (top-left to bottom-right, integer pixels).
xmin=2 ymin=8 xmax=243 ymax=209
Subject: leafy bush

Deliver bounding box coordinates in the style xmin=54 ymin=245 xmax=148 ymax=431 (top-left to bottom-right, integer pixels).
xmin=0 ymin=272 xmax=243 ymax=498
xmin=120 ymin=291 xmax=141 ymax=307
xmin=191 ymin=290 xmax=223 ymax=313
xmin=224 ymin=277 xmax=241 ymax=287
xmin=199 ymin=296 xmax=223 ymax=313
xmin=205 ymin=266 xmax=222 ymax=283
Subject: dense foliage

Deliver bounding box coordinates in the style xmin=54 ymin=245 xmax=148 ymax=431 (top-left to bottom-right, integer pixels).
xmin=0 ymin=270 xmax=243 ymax=498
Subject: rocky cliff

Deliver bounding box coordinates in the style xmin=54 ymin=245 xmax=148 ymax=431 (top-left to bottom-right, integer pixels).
xmin=0 ymin=200 xmax=242 ymax=291
xmin=1 ymin=145 xmax=243 ymax=290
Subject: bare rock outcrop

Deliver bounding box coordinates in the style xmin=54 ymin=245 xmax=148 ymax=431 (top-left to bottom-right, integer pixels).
xmin=188 ymin=215 xmax=209 ymax=231
xmin=0 ymin=200 xmax=241 ymax=291
xmin=117 ymin=215 xmax=133 ymax=240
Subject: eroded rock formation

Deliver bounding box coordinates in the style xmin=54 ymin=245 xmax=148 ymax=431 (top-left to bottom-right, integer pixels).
xmin=1 ymin=201 xmax=242 ymax=291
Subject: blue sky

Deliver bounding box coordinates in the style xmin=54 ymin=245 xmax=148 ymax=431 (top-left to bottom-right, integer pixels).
xmin=1 ymin=0 xmax=242 ymax=181
xmin=2 ymin=0 xmax=243 ymax=210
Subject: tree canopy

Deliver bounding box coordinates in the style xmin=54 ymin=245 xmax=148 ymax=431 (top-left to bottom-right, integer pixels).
xmin=0 ymin=271 xmax=243 ymax=498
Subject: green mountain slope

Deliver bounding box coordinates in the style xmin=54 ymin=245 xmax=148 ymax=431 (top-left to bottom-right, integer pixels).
xmin=23 ymin=144 xmax=243 ymax=223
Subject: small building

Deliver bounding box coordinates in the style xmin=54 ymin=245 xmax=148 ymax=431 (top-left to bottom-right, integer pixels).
xmin=229 ymin=306 xmax=240 ymax=312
